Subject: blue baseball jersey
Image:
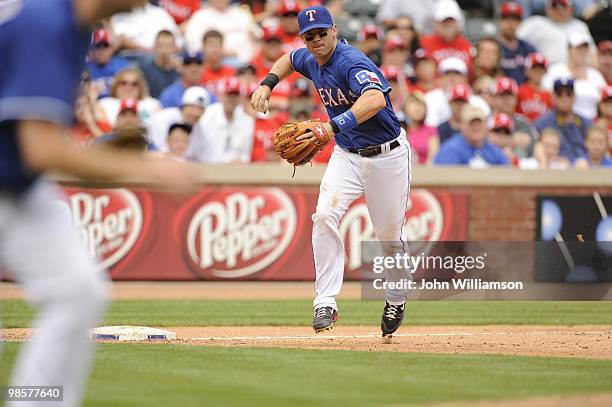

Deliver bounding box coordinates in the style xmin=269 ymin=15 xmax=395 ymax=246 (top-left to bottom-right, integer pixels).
xmin=290 ymin=40 xmax=401 ymax=149
xmin=86 ymin=57 xmax=132 ymax=98
xmin=499 ymin=38 xmax=536 ymax=85
xmin=0 ymin=0 xmax=90 ymax=191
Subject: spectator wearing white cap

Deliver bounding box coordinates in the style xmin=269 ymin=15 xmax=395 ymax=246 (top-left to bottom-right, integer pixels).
xmin=420 ymin=0 xmax=472 ymax=68
xmin=424 ymin=57 xmax=490 ymax=127
xmin=376 ymin=0 xmax=436 ymax=36
xmin=516 ymin=0 xmax=595 ymax=66
xmin=147 ymin=86 xmax=209 ymax=151
xmin=110 ymin=2 xmax=182 ymax=51
xmin=188 ymin=77 xmax=255 ymax=163
xmin=184 ymin=0 xmax=260 ymax=65
xmin=542 ymin=31 xmax=606 ymax=120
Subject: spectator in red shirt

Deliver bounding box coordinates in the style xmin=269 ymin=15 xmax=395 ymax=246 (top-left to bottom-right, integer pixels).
xmin=277 ymin=0 xmax=303 ymax=53
xmin=595 ymin=86 xmax=612 ymax=151
xmin=471 ymin=38 xmax=503 ymax=84
xmin=599 ymin=41 xmax=612 ymax=86
xmin=200 ymin=30 xmax=236 ymax=90
xmin=420 ymin=0 xmax=472 ymax=68
xmin=516 ymin=52 xmax=552 ymax=122
xmin=159 ymin=0 xmax=200 ymax=26
xmin=251 ymin=25 xmax=294 ymax=109
xmin=357 ymin=24 xmax=384 ymax=67
xmin=72 ymin=91 xmax=112 ymax=146
xmin=412 ymin=48 xmax=438 ymax=93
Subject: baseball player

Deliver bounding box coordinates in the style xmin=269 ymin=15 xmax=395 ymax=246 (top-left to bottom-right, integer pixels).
xmin=0 ymin=1 xmax=197 ymax=406
xmin=251 ymin=5 xmax=412 ymax=337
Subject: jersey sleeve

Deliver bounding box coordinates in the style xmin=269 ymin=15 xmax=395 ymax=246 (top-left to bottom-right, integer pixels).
xmin=344 ymin=59 xmax=391 ymax=96
xmin=289 ymin=48 xmax=312 ymax=80
xmin=0 ymin=1 xmax=86 ymax=126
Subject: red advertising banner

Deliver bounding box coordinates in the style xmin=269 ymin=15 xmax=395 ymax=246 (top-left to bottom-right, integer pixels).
xmin=56 ymin=186 xmax=468 ymax=280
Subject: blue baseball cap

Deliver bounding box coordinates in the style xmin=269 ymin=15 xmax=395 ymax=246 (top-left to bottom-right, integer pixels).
xmin=553 ymin=78 xmax=574 ymax=93
xmin=181 ymin=50 xmax=203 ymax=64
xmin=298 ymin=6 xmax=334 ymax=35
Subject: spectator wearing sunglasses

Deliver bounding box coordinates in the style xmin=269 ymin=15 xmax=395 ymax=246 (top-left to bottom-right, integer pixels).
xmin=535 ymin=78 xmax=591 ymax=161
xmin=516 ymin=0 xmax=595 ymax=65
xmin=386 ymin=15 xmax=420 ymax=55
xmin=86 ymin=29 xmax=131 ymax=99
xmin=98 ymin=67 xmax=162 ymax=126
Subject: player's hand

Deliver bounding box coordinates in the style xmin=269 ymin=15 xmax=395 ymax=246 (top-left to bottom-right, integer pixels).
xmin=296 ymin=122 xmax=334 ymax=141
xmin=251 ymin=85 xmax=272 ymax=113
xmin=147 ymin=159 xmax=201 ymax=195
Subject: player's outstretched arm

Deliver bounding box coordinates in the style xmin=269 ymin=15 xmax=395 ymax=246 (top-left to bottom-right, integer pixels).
xmin=18 ymin=120 xmax=199 ymax=193
xmin=251 ymin=53 xmax=295 ymax=113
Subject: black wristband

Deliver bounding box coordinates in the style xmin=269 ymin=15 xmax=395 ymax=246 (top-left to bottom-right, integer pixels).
xmin=260 ymin=73 xmax=280 ymax=90
xmin=329 ymin=120 xmax=340 ymax=134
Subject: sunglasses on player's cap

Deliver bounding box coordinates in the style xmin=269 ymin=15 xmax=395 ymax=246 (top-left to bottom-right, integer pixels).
xmin=298 ymin=5 xmax=333 ymax=36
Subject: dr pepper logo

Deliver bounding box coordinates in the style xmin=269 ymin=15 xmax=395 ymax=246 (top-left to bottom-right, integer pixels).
xmin=341 ymin=189 xmax=444 ymax=271
xmin=186 ymin=188 xmax=297 ymax=278
xmin=59 ymin=189 xmax=143 ymax=270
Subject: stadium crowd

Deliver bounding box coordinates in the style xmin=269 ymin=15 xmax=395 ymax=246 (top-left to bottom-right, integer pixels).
xmin=75 ymin=0 xmax=612 ymax=169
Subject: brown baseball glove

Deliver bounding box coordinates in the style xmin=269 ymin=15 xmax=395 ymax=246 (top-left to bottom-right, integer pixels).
xmin=108 ymin=126 xmax=148 ymax=151
xmin=273 ymin=119 xmax=332 ymax=167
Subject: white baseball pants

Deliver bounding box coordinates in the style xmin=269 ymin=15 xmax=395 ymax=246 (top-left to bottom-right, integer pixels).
xmin=1 ymin=181 xmax=108 ymax=407
xmin=312 ymin=131 xmax=412 ymax=310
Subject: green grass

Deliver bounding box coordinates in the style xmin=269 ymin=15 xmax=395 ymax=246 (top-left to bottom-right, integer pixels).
xmin=1 ymin=343 xmax=611 ymax=407
xmin=2 ymin=300 xmax=612 ymax=328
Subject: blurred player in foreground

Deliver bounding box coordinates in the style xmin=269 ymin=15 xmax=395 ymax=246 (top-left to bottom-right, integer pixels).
xmin=0 ymin=1 xmax=198 ymax=406
xmin=251 ymin=6 xmax=411 ymax=338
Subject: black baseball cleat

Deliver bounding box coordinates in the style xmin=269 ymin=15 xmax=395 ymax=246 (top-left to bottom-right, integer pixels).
xmin=381 ymin=302 xmax=405 ymax=337
xmin=312 ymin=306 xmax=338 ymax=333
